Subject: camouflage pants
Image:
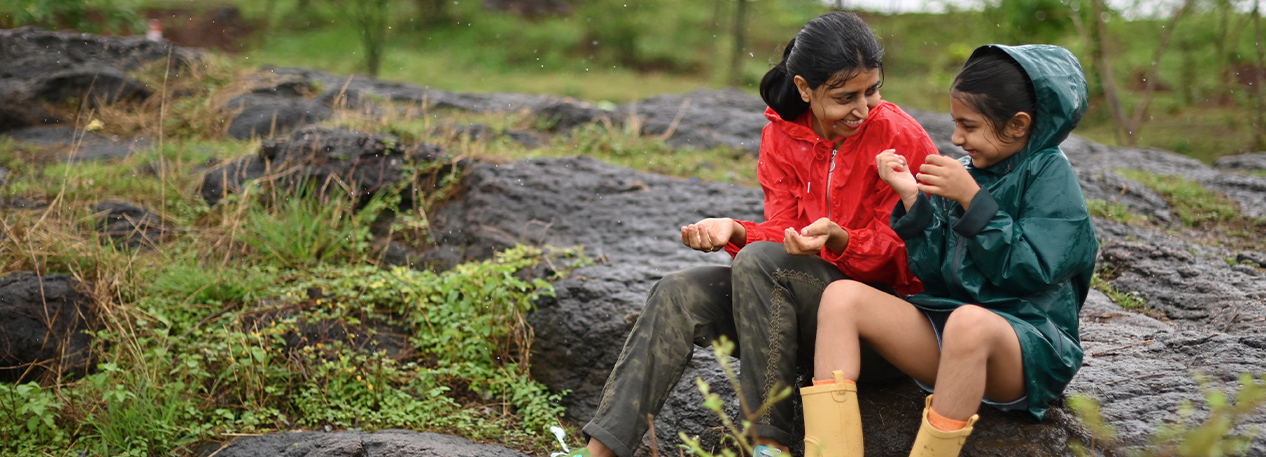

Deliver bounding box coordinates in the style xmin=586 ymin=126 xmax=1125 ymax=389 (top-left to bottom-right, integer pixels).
xmin=582 ymin=242 xmax=901 ymax=457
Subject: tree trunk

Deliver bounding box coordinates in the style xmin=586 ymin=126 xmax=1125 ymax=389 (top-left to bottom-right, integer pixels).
xmin=1253 ymin=0 xmax=1265 ymax=151
xmin=416 ymin=0 xmax=449 ymax=25
xmin=1126 ymin=0 xmax=1196 ymax=138
xmin=1090 ymin=0 xmax=1131 ymax=144
xmin=351 ymin=0 xmax=391 ymax=77
xmin=729 ymin=0 xmax=748 ymax=86
xmin=1091 ymin=0 xmax=1192 ymax=147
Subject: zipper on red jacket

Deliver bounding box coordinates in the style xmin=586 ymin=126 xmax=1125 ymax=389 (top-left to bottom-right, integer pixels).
xmin=826 ymin=147 xmax=838 ymax=219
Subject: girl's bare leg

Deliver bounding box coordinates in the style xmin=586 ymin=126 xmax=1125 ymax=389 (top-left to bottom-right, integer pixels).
xmin=929 ymin=305 xmax=1025 ymax=420
xmin=813 ymin=280 xmax=940 ymax=383
xmin=814 ymin=282 xmax=1026 ymax=420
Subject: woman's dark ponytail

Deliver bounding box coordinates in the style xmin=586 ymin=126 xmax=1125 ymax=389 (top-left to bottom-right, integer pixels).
xmin=760 ymin=38 xmax=810 ymax=122
xmin=759 ymin=12 xmax=884 ymax=122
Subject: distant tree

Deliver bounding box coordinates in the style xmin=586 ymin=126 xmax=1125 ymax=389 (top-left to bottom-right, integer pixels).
xmin=985 ymin=0 xmax=1073 ymax=44
xmin=12 ymin=0 xmax=140 ymax=34
xmin=341 ymin=0 xmax=392 ymax=77
xmin=1252 ymin=0 xmax=1264 ymax=151
xmin=414 ymin=0 xmax=451 ymax=25
xmin=729 ymin=0 xmax=748 ymax=86
xmin=1086 ymin=0 xmax=1196 ymax=146
xmin=577 ymin=1 xmax=643 ymax=68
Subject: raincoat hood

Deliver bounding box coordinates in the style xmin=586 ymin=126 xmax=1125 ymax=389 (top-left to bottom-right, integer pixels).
xmin=966 ymin=44 xmax=1088 ymax=174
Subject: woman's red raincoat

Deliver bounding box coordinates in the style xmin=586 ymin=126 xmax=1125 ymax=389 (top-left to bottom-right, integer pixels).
xmin=724 ymin=102 xmax=937 ymax=296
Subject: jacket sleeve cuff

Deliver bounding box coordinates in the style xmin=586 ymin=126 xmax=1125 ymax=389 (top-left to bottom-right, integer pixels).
xmin=952 ymin=188 xmax=999 ymax=239
xmin=891 ymin=194 xmax=933 ymax=240
xmin=724 ymin=220 xmax=761 ymax=256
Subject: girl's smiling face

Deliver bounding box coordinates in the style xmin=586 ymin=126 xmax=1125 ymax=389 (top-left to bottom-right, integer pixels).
xmin=949 ymin=90 xmax=1032 ymax=168
xmin=794 ymin=68 xmax=881 ymax=143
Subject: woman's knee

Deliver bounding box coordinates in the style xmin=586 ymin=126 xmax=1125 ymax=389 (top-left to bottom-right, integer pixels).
xmin=645 ymin=268 xmax=728 ymax=321
xmin=730 ymin=241 xmax=787 ymax=273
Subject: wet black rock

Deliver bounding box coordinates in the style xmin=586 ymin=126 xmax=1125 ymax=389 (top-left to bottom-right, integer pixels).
xmin=93 ymin=201 xmax=171 ymax=248
xmin=1237 ymin=251 xmax=1266 ymax=269
xmin=0 ymin=125 xmax=151 ymax=162
xmin=442 ymin=123 xmax=548 ymax=149
xmin=1095 ymin=220 xmax=1266 ymax=333
xmin=225 ymin=94 xmax=331 ymax=140
xmin=0 ymin=272 xmax=97 ymax=383
xmin=205 ymin=429 xmax=529 ymax=457
xmin=534 ymin=99 xmax=614 ymax=132
xmin=1214 ymin=152 xmax=1266 ymax=171
xmin=0 ymin=27 xmax=198 ymax=132
xmin=200 ymin=126 xmax=452 ymax=206
xmin=620 ymin=88 xmax=768 ymax=153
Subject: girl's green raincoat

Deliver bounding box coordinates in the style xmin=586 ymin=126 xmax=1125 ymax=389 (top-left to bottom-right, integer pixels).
xmin=890 ymin=44 xmax=1097 ymax=421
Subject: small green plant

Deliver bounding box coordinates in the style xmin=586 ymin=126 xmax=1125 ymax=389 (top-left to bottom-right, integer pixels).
xmin=1087 ymin=198 xmax=1149 ymax=225
xmin=1091 ymin=268 xmax=1150 ymax=311
xmin=0 ymin=382 xmax=70 ymax=453
xmin=1070 ymin=372 xmax=1266 ymax=457
xmin=238 ymin=182 xmax=382 ymax=268
xmin=678 ymin=336 xmax=792 ymax=457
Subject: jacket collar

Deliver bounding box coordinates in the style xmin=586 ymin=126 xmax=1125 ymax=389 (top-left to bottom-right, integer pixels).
xmin=764 ymin=102 xmax=891 ymax=155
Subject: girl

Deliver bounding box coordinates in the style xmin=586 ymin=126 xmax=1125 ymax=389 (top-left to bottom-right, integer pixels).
xmin=583 ymin=12 xmax=938 ymax=457
xmin=801 ymin=44 xmax=1097 ymax=457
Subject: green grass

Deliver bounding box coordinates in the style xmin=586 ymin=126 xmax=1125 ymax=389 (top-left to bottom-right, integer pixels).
xmin=1086 ymin=198 xmax=1149 ymax=226
xmin=1090 ymin=270 xmax=1149 ymax=311
xmin=1114 ymin=168 xmax=1240 ymax=227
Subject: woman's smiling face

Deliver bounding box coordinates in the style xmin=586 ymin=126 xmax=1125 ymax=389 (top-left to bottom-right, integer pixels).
xmin=794 ymin=68 xmax=882 ymax=143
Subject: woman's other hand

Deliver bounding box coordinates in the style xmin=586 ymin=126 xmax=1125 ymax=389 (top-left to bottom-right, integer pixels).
xmin=784 ymin=217 xmax=848 ymax=256
xmin=916 ymin=155 xmax=981 ymax=209
xmin=681 ymin=218 xmax=743 ymax=252
xmin=876 ymin=149 xmax=920 ymax=210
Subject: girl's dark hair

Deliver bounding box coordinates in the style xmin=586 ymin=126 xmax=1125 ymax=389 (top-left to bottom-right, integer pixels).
xmin=759 ymin=12 xmax=884 ymax=121
xmin=951 ymin=48 xmax=1036 ymax=142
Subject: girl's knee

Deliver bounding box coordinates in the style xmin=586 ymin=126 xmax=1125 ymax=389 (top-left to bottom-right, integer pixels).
xmin=943 ymin=305 xmax=1009 ymax=349
xmin=817 ymin=280 xmax=867 ymax=321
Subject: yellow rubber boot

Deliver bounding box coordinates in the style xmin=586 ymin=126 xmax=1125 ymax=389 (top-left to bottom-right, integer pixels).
xmin=800 ymin=370 xmax=862 ymax=457
xmin=908 ymin=395 xmax=978 ymax=457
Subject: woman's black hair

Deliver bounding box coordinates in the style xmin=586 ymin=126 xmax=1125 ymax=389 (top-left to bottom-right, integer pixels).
xmin=759 ymin=12 xmax=884 ymax=122
xmin=951 ymin=47 xmax=1037 ymax=142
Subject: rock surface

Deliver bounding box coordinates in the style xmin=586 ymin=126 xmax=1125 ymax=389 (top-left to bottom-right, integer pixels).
xmin=0 ymin=27 xmax=197 ymax=132
xmin=199 ymin=126 xmax=452 ymax=206
xmin=93 ymin=200 xmax=171 ymax=248
xmin=0 ymin=125 xmax=152 ymax=162
xmin=205 ymin=429 xmax=530 ymax=457
xmin=0 ymin=272 xmax=97 ymax=383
